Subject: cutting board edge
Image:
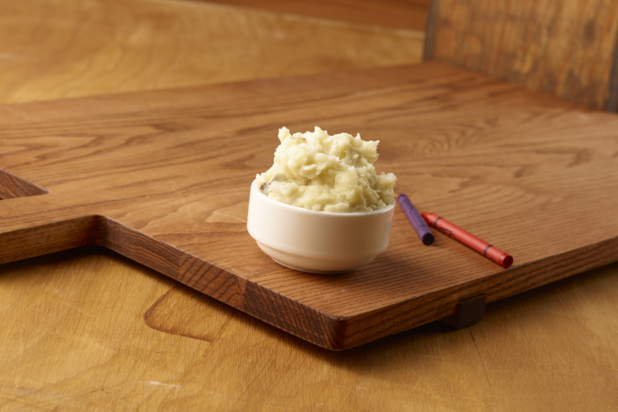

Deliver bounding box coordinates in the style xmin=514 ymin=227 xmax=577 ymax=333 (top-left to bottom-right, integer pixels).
xmin=2 ymin=213 xmax=617 ymax=350
xmin=334 ymin=234 xmax=618 ymax=349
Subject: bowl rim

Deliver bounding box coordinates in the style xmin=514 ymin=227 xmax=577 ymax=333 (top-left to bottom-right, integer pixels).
xmin=250 ymin=179 xmax=395 ymax=217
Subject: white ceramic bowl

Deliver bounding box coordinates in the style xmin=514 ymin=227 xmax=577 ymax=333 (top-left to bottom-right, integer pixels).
xmin=247 ymin=180 xmax=395 ymax=274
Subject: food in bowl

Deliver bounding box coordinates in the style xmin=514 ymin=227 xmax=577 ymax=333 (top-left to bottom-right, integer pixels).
xmin=255 ymin=127 xmax=396 ymax=213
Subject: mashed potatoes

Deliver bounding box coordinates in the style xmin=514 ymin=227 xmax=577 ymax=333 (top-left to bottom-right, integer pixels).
xmin=256 ymin=127 xmax=396 ymax=213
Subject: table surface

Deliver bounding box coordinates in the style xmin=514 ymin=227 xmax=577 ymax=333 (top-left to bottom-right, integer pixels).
xmin=0 ymin=0 xmax=617 ymax=411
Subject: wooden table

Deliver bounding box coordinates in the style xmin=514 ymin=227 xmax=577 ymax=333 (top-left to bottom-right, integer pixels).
xmin=0 ymin=1 xmax=616 ymax=410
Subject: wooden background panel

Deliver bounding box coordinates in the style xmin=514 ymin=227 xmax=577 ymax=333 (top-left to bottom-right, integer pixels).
xmin=193 ymin=0 xmax=430 ymax=30
xmin=0 ymin=0 xmax=423 ymax=105
xmin=425 ymin=0 xmax=618 ymax=111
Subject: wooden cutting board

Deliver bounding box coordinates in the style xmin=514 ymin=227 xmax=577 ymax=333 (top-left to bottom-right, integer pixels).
xmin=1 ymin=62 xmax=617 ymax=350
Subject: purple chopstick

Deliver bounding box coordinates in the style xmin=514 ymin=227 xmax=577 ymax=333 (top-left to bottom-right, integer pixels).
xmin=397 ymin=194 xmax=434 ymax=246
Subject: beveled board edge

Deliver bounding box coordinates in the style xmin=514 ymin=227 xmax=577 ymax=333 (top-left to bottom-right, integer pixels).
xmin=0 ymin=215 xmax=342 ymax=349
xmin=1 ymin=215 xmax=617 ymax=350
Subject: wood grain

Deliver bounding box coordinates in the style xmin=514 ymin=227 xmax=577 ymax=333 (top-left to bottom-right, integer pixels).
xmin=2 ymin=0 xmax=618 ymax=408
xmin=2 ymin=62 xmax=618 ymax=350
xmin=1 ymin=247 xmax=617 ymax=411
xmin=425 ymin=0 xmax=618 ymax=110
xmin=193 ymin=0 xmax=430 ymax=30
xmin=0 ymin=0 xmax=424 ymax=105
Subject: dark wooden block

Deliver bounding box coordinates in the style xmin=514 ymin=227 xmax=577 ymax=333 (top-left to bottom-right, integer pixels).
xmin=438 ymin=294 xmax=486 ymax=330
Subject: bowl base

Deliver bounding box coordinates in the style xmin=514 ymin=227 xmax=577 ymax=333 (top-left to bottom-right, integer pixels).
xmin=270 ymin=258 xmax=354 ymax=275
xmin=256 ymin=241 xmax=375 ymax=275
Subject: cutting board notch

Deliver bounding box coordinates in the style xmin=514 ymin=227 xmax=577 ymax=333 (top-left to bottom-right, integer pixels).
xmin=0 ymin=168 xmax=49 ymax=200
